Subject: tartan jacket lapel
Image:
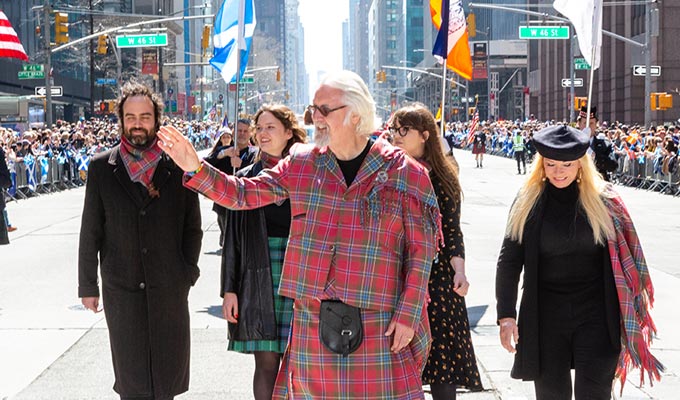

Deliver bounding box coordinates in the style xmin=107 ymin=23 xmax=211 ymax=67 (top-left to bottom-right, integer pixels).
xmin=315 ymin=147 xmax=346 ymax=187
xmin=143 ymin=155 xmax=172 ymax=208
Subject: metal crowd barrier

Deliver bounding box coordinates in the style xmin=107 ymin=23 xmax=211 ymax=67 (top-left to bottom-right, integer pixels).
xmin=6 ymin=156 xmax=85 ymax=201
xmin=460 ymin=142 xmax=680 ymax=197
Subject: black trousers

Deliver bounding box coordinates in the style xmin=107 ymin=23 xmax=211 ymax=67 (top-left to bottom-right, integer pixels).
xmin=535 ymin=304 xmax=619 ymax=400
xmin=515 ymin=150 xmax=526 ymax=172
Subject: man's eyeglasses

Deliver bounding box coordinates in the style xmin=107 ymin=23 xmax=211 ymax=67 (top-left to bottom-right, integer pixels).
xmin=307 ymin=104 xmax=347 ymax=117
xmin=388 ymin=125 xmax=413 ymax=137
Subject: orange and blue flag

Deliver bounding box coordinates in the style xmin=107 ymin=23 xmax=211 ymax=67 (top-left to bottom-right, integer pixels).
xmin=431 ymin=0 xmax=472 ymax=80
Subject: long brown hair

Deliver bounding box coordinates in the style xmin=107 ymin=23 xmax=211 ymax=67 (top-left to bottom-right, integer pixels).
xmin=253 ymin=104 xmax=307 ymax=157
xmin=391 ymin=104 xmax=462 ymax=203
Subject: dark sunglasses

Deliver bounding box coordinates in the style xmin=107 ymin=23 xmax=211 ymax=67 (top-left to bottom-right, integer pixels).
xmin=388 ymin=125 xmax=413 ymax=137
xmin=307 ymin=104 xmax=347 ymax=117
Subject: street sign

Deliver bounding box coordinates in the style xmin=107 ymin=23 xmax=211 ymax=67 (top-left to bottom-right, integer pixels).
xmin=519 ymin=26 xmax=570 ymax=39
xmin=116 ymin=33 xmax=168 ymax=48
xmin=574 ymin=58 xmax=591 ymax=70
xmin=18 ymin=71 xmax=45 ymax=80
xmin=633 ymin=65 xmax=661 ymax=76
xmin=95 ymin=78 xmax=117 ymax=85
xmin=35 ymin=86 xmax=63 ymax=97
xmin=22 ymin=64 xmax=44 ymax=72
xmin=561 ymin=78 xmax=583 ymax=88
xmin=241 ymin=76 xmax=254 ymax=84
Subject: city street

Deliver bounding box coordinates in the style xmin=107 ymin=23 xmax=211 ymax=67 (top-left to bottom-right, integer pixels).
xmin=1 ymin=148 xmax=678 ymax=399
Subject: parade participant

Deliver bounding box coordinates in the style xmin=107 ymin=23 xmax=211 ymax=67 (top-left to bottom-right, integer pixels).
xmin=578 ymin=106 xmax=617 ymax=181
xmin=472 ymin=128 xmax=486 ymax=168
xmin=0 ymin=145 xmax=11 ymax=245
xmin=78 ymin=81 xmax=203 ymax=400
xmin=390 ymin=104 xmax=483 ymax=399
xmin=496 ymin=125 xmax=663 ymax=399
xmin=221 ymin=104 xmax=306 ymax=400
xmin=512 ymin=129 xmax=526 ymax=174
xmin=158 ymin=70 xmax=441 ymax=399
xmin=204 ymin=126 xmax=250 ymax=248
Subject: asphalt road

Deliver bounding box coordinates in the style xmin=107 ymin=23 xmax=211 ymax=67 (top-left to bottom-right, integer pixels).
xmin=1 ymin=147 xmax=678 ymax=399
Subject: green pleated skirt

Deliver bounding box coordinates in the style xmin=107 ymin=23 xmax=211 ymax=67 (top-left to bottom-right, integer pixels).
xmin=228 ymin=237 xmax=293 ymax=354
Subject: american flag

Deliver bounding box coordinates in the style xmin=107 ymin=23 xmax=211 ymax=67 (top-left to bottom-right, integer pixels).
xmin=0 ymin=11 xmax=29 ymax=62
xmin=466 ymin=109 xmax=479 ymax=145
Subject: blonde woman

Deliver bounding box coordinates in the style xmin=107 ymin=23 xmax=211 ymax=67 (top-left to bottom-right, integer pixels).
xmin=496 ymin=125 xmax=663 ymax=399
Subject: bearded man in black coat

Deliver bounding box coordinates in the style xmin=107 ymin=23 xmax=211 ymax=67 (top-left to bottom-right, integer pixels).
xmin=78 ymin=81 xmax=203 ymax=400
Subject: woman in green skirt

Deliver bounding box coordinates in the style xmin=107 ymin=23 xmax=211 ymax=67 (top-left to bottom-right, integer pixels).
xmin=221 ymin=104 xmax=307 ymax=400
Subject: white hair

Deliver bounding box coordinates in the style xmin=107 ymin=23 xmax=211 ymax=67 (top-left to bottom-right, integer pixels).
xmin=319 ymin=70 xmax=376 ymax=135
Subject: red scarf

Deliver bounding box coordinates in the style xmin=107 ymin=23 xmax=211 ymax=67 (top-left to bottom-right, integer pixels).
xmin=119 ymin=135 xmax=163 ymax=188
xmin=604 ymin=189 xmax=664 ymax=392
xmin=260 ymin=151 xmax=281 ymax=170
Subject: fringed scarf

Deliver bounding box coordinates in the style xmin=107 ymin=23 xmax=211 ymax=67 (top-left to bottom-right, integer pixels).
xmin=604 ymin=192 xmax=664 ymax=392
xmin=119 ymin=135 xmax=163 ymax=189
xmin=260 ymin=151 xmax=282 ymax=170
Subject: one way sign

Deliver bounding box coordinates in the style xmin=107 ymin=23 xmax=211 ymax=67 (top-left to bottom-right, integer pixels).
xmin=633 ymin=65 xmax=661 ymax=77
xmin=35 ymin=86 xmax=63 ymax=97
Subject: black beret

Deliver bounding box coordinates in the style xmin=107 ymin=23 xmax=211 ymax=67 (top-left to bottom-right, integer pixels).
xmin=533 ymin=125 xmax=590 ymax=161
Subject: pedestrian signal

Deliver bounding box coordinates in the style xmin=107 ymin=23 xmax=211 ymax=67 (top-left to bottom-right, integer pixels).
xmin=574 ymin=96 xmax=587 ymax=110
xmin=54 ymin=13 xmax=69 ymax=45
xmin=97 ymin=35 xmax=108 ymax=54
xmin=651 ymin=93 xmax=673 ymax=110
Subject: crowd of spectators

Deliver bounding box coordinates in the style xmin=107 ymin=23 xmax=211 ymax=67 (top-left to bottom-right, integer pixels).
xmin=441 ymin=117 xmax=680 ymax=184
xmin=0 ymin=117 xmax=220 ymax=199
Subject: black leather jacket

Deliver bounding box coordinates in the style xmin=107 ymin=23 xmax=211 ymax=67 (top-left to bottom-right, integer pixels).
xmin=220 ymin=161 xmax=278 ymax=341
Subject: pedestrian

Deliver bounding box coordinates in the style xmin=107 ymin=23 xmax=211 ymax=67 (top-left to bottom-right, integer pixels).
xmin=203 ymin=126 xmax=246 ymax=250
xmin=78 ymin=81 xmax=203 ymax=400
xmin=512 ymin=129 xmax=526 ymax=174
xmin=472 ymin=128 xmax=486 ymax=168
xmin=221 ymin=104 xmax=307 ymax=400
xmin=0 ymin=145 xmax=11 ymax=245
xmin=578 ymin=106 xmax=617 ymax=181
xmin=158 ymin=70 xmax=442 ymax=399
xmin=233 ymin=118 xmax=259 ymax=171
xmin=389 ymin=104 xmax=483 ymax=399
xmin=496 ymin=124 xmax=663 ymax=399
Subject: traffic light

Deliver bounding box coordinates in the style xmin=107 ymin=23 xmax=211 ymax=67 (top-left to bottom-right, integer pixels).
xmin=276 ymin=68 xmax=281 ymax=82
xmin=468 ymin=107 xmax=475 ymax=115
xmin=574 ymin=96 xmax=587 ymax=110
xmin=467 ymin=13 xmax=476 ymax=38
xmin=376 ymin=70 xmax=387 ymax=83
xmin=651 ymin=92 xmax=673 ymax=110
xmin=54 ymin=12 xmax=69 ymax=45
xmin=201 ymin=25 xmax=211 ymax=53
xmin=100 ymin=102 xmax=106 ymax=112
xmin=97 ymin=35 xmax=108 ymax=55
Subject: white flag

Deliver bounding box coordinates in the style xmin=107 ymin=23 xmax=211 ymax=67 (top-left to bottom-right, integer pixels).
xmin=553 ymin=0 xmax=603 ymax=70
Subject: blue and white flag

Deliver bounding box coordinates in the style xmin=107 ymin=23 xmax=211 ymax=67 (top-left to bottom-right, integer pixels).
xmin=210 ymin=0 xmax=256 ymax=84
xmin=39 ymin=156 xmax=49 ymax=183
xmin=77 ymin=155 xmax=90 ymax=172
xmin=24 ymin=154 xmax=37 ymax=191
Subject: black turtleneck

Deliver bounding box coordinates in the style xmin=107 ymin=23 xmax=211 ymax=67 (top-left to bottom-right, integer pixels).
xmin=538 ymin=181 xmax=604 ymax=304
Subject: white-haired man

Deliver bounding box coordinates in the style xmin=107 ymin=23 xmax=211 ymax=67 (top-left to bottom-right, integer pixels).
xmin=158 ymin=70 xmax=441 ymax=399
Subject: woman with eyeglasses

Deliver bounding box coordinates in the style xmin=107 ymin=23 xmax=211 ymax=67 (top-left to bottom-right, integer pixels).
xmin=389 ymin=104 xmax=483 ymax=399
xmin=221 ymin=104 xmax=307 ymax=400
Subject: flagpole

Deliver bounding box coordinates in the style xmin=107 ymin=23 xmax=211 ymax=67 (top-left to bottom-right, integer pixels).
xmin=232 ymin=0 xmax=245 ymax=174
xmin=439 ymin=62 xmax=448 ymax=136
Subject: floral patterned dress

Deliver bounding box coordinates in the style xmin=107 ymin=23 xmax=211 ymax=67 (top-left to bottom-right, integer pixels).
xmin=422 ymin=172 xmax=483 ymax=391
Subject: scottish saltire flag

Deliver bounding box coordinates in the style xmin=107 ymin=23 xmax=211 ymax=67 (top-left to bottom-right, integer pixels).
xmin=39 ymin=156 xmax=49 ymax=183
xmin=24 ymin=154 xmax=36 ymax=191
xmin=210 ymin=0 xmax=256 ymax=83
xmin=554 ymin=0 xmax=602 ymax=70
xmin=77 ymin=154 xmax=90 ymax=171
xmin=431 ymin=0 xmax=472 ymax=80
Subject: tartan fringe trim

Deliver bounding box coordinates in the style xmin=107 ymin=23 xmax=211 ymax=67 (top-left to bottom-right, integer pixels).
xmin=361 ymin=187 xmax=443 ymax=249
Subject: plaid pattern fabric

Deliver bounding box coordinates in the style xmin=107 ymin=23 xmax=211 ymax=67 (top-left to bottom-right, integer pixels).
xmin=228 ymin=237 xmax=293 ymax=354
xmin=185 ymin=138 xmax=442 ymax=331
xmin=272 ymin=298 xmax=431 ymax=399
xmin=119 ymin=135 xmax=163 ymax=187
xmin=604 ymin=188 xmax=664 ymax=390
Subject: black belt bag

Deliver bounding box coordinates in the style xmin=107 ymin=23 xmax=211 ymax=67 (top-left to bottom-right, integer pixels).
xmin=319 ymin=300 xmax=363 ymax=357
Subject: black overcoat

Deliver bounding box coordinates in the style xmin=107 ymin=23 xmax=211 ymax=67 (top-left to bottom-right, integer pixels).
xmin=78 ymin=146 xmax=202 ymax=398
xmin=495 ymin=192 xmax=620 ymax=380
